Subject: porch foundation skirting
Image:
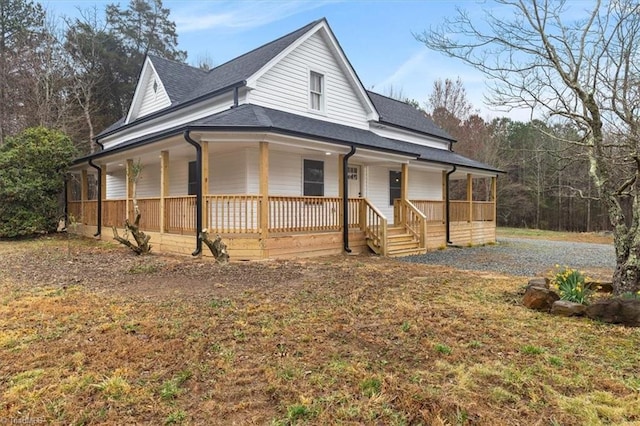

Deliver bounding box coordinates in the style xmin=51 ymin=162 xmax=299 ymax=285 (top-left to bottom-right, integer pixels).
xmin=71 ymin=225 xmax=368 ymax=260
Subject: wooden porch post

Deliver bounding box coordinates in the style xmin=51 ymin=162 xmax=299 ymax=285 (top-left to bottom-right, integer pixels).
xmin=160 ymin=151 xmax=169 ymax=233
xmin=201 ymin=141 xmax=209 ymax=230
xmin=491 ymin=176 xmax=498 ymax=241
xmin=259 ymin=142 xmax=269 ymax=241
xmin=126 ymin=159 xmax=134 ymax=220
xmin=442 ymin=170 xmax=447 ymax=223
xmin=81 ymin=169 xmax=88 ymax=224
xmin=100 ymin=165 xmax=107 ymax=227
xmin=401 ymin=163 xmax=409 ymax=200
xmin=399 ymin=163 xmax=409 ymax=226
xmin=338 ymin=154 xmax=345 ymax=228
xmin=467 ymin=173 xmax=473 ymax=223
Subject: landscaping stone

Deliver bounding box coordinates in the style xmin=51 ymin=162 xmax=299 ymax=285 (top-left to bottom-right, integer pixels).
xmin=585 ymin=298 xmax=640 ymax=327
xmin=527 ymin=277 xmax=550 ymax=289
xmin=551 ymin=300 xmax=586 ymax=317
xmin=585 ymin=281 xmax=613 ymax=293
xmin=523 ymin=286 xmax=560 ymax=311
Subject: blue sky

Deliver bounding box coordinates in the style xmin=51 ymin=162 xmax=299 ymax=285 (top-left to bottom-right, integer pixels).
xmin=45 ymin=0 xmax=530 ymax=120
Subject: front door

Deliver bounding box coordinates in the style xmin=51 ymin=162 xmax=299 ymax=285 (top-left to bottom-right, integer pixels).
xmin=347 ymin=165 xmax=362 ymax=198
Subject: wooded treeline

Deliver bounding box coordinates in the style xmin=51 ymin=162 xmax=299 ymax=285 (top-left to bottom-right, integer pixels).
xmin=2 ymin=0 xmax=607 ymax=233
xmin=0 ymin=0 xmax=184 ymax=153
xmin=418 ymin=78 xmax=609 ymax=232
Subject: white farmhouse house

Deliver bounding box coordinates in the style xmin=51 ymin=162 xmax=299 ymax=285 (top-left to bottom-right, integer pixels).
xmin=67 ymin=18 xmax=500 ymax=260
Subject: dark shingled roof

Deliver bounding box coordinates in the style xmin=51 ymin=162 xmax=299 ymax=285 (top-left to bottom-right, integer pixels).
xmin=84 ymin=104 xmax=499 ymax=172
xmin=147 ymin=54 xmax=208 ymax=103
xmin=179 ymin=19 xmax=322 ymax=105
xmin=94 ymin=19 xmax=494 ymax=173
xmin=97 ymin=19 xmax=322 ymax=138
xmin=367 ymin=91 xmax=455 ymax=142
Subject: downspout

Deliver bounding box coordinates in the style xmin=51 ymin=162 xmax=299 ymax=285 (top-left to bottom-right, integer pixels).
xmin=95 ymin=138 xmax=104 ymax=151
xmin=342 ymin=146 xmax=356 ymax=253
xmin=445 ymin=165 xmax=457 ymax=245
xmin=233 ymin=86 xmax=239 ymax=107
xmin=184 ymin=130 xmax=203 ymax=256
xmin=88 ymin=160 xmax=102 ymax=237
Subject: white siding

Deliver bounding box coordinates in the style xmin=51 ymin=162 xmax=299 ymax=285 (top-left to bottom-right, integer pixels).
xmin=135 ymin=74 xmax=171 ymax=119
xmin=136 ymin=163 xmax=161 ymax=198
xmin=106 ymin=168 xmax=126 ymax=199
xmin=250 ymin=31 xmax=370 ymax=129
xmin=246 ymin=149 xmax=259 ymax=194
xmin=367 ymin=165 xmax=396 ymax=224
xmin=102 ymin=93 xmax=236 ymax=150
xmin=269 ymin=150 xmax=302 ymax=195
xmin=371 ymin=125 xmax=451 ymax=150
xmin=210 ymin=151 xmax=248 ymax=194
xmin=408 ymin=170 xmax=442 ymax=200
xmin=266 ymin=150 xmax=339 ymax=197
xmin=169 ymin=158 xmax=190 ymax=196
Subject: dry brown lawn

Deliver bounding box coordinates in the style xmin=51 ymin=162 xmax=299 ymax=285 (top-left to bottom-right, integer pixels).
xmin=0 ymin=233 xmax=638 ymax=425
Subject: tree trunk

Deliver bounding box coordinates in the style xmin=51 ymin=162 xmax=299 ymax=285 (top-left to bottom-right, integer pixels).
xmin=607 ymin=191 xmax=640 ymax=295
xmin=612 ymin=232 xmax=640 ymax=295
xmin=112 ymin=212 xmax=151 ymax=255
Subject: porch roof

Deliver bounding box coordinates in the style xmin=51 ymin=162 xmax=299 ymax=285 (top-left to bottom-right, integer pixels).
xmin=78 ymin=104 xmax=501 ymax=174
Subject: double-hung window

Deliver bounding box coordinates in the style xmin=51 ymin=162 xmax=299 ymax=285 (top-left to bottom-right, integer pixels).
xmin=309 ymin=71 xmax=324 ymax=112
xmin=303 ymin=159 xmax=324 ymax=196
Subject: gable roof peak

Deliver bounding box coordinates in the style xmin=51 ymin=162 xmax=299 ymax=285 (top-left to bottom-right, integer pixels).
xmin=207 ymin=18 xmax=325 ymax=75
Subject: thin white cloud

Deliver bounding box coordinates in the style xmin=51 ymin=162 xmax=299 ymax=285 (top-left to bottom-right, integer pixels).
xmin=173 ymin=0 xmax=338 ymax=33
xmin=374 ymin=50 xmax=428 ymax=92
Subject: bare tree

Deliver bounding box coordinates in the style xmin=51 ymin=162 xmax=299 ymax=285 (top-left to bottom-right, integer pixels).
xmin=428 ymin=77 xmax=473 ymax=120
xmin=418 ymin=0 xmax=640 ymax=294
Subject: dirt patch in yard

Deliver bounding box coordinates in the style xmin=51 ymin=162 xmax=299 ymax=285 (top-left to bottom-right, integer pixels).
xmin=2 ymin=234 xmax=637 ymax=426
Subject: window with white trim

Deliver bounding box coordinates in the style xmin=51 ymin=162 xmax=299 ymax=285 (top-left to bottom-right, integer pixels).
xmin=309 ymin=71 xmax=324 ymax=111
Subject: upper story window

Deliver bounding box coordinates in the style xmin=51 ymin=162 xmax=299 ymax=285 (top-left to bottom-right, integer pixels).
xmin=309 ymin=71 xmax=324 ymax=112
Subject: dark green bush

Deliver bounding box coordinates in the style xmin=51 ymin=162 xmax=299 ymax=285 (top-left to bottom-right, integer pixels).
xmin=0 ymin=127 xmax=76 ymax=238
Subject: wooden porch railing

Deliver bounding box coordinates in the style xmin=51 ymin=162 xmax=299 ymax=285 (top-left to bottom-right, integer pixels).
xmin=67 ymin=201 xmax=82 ymax=224
xmin=132 ymin=198 xmax=161 ymax=231
xmin=67 ymin=200 xmax=98 ymax=226
xmin=473 ymin=201 xmax=495 ymax=221
xmin=450 ymin=200 xmax=495 ymax=222
xmin=347 ymin=198 xmax=361 ymax=229
xmin=409 ymin=200 xmax=445 ymax=222
xmin=394 ymin=199 xmax=427 ymax=249
xmin=83 ymin=201 xmax=98 ymax=226
xmin=361 ymin=198 xmax=387 ymax=255
xmin=71 ymin=195 xmax=375 ymax=236
xmin=103 ymin=200 xmax=126 ymax=227
xmin=450 ymin=201 xmax=470 ymax=222
xmin=268 ymin=196 xmax=342 ymax=233
xmin=166 ymin=196 xmax=196 ymax=234
xmin=205 ymin=195 xmax=260 ymax=234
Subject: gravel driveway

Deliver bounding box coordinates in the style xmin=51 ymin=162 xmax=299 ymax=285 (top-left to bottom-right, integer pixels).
xmin=401 ymin=237 xmax=616 ymax=277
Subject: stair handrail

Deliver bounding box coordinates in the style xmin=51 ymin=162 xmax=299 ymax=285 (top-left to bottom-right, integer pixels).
xmin=399 ymin=199 xmax=427 ymax=250
xmin=361 ymin=198 xmax=388 ymax=255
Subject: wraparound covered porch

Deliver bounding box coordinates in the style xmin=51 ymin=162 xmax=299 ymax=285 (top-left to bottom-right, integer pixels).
xmin=67 ymin=132 xmax=497 ymax=259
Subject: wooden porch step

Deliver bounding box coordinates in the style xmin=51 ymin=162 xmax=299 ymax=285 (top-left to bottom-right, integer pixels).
xmin=387 ymin=233 xmax=415 ymax=242
xmin=387 ymin=240 xmax=421 ymax=251
xmin=387 ymin=247 xmax=426 ymax=257
xmin=387 ymin=226 xmax=407 ymax=236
